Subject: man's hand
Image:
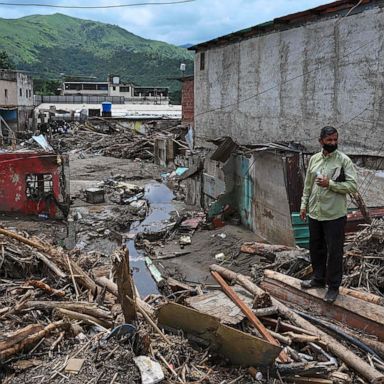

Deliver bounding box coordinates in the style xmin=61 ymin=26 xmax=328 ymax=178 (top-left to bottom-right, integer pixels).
xmin=316 ymin=175 xmax=329 ymax=188
xmin=300 ymin=208 xmax=307 ymax=222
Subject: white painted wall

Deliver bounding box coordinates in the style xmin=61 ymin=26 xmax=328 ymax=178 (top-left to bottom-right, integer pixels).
xmin=0 ymin=72 xmax=33 ymax=106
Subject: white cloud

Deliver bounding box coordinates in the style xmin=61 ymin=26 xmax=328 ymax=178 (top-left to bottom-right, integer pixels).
xmin=1 ymin=0 xmax=329 ymax=45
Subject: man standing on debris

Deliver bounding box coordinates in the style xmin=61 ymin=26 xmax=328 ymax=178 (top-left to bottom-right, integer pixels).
xmin=300 ymin=126 xmax=357 ymax=303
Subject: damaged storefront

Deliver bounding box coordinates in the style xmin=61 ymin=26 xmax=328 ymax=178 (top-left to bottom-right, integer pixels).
xmin=0 ymin=151 xmax=70 ymax=219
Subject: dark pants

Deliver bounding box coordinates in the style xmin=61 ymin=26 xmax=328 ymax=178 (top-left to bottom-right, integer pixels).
xmin=308 ymin=216 xmax=346 ymax=290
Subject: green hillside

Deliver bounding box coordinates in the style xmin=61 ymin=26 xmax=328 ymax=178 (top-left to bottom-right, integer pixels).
xmin=0 ymin=13 xmax=194 ymax=100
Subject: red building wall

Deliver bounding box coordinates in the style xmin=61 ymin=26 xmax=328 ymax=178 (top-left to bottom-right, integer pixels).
xmin=0 ymin=152 xmax=69 ymax=218
xmin=181 ymin=77 xmax=194 ymax=124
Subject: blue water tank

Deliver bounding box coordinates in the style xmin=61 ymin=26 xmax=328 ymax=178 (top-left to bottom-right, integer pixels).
xmin=101 ymin=102 xmax=112 ymax=113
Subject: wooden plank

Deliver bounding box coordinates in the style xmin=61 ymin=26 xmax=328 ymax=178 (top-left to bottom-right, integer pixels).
xmin=114 ymin=247 xmax=136 ymax=322
xmin=211 ymin=271 xmax=289 ymax=363
xmin=261 ymin=270 xmax=384 ymax=341
xmin=185 ymin=288 xmax=253 ymax=325
xmin=157 ymin=302 xmax=281 ymax=367
xmin=210 ymin=264 xmax=384 ymax=384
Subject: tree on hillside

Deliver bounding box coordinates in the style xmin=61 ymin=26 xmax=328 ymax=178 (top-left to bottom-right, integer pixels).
xmin=0 ymin=50 xmax=15 ymax=69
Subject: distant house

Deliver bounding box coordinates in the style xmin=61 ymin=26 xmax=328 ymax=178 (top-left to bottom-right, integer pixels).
xmin=0 ymin=69 xmax=34 ymax=132
xmin=190 ymin=0 xmax=384 ymax=155
xmin=61 ymin=75 xmax=169 ymax=105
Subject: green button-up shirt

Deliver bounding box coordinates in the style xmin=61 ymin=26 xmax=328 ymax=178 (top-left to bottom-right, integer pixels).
xmin=300 ymin=149 xmax=357 ymax=221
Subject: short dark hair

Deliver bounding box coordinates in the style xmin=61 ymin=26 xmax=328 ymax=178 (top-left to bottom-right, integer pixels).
xmin=320 ymin=126 xmax=338 ymax=139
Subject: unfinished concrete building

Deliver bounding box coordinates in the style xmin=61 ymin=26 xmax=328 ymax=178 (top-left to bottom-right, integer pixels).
xmin=0 ymin=69 xmax=34 ymax=133
xmin=186 ymin=0 xmax=384 ymax=246
xmin=190 ymin=0 xmax=384 ymax=156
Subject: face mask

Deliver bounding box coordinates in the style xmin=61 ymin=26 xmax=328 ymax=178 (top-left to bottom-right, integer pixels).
xmin=323 ymin=143 xmax=337 ymax=153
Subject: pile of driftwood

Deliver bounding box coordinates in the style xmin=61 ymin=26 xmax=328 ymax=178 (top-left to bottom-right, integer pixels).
xmin=47 ymin=120 xmax=188 ymax=162
xmin=0 ymin=227 xmax=250 ymax=383
xmin=246 ymin=242 xmax=312 ymax=283
xmin=2 ymin=220 xmax=384 ymax=383
xmin=344 ymin=218 xmax=384 ymax=296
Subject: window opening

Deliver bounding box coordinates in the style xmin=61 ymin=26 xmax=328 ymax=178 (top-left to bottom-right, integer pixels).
xmin=200 ymin=52 xmax=205 ymax=70
xmin=26 ymin=173 xmax=53 ymax=200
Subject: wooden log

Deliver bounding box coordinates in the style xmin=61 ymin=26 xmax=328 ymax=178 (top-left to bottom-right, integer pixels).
xmin=240 ymin=242 xmax=291 ymax=255
xmin=25 ymin=280 xmax=65 ymax=297
xmin=0 ymin=324 xmax=44 ymax=351
xmin=24 ymin=301 xmax=112 ymax=321
xmin=113 ymin=247 xmax=137 ymax=322
xmin=0 ymin=227 xmax=97 ymax=294
xmin=35 ymin=252 xmax=66 ymax=278
xmin=0 ymin=321 xmax=65 ymax=360
xmin=209 ymin=264 xmax=384 ymax=384
xmin=268 ymin=330 xmax=292 ymax=345
xmin=253 ymin=306 xmax=278 ymax=317
xmin=343 ymin=331 xmax=384 ymax=359
xmin=55 ymin=308 xmax=112 ymax=329
xmin=272 ymin=362 xmax=331 ymax=377
xmin=283 ymin=332 xmax=319 ymax=344
xmin=211 ymin=271 xmax=288 ymax=363
xmin=284 ymin=378 xmax=332 ymax=383
xmin=95 ymin=276 xmax=118 ymax=296
xmin=95 ymin=276 xmax=154 ymax=316
xmin=261 ymin=317 xmax=316 ymax=336
xmin=340 ymin=286 xmax=384 ymax=306
xmin=261 ymin=269 xmax=384 ymax=341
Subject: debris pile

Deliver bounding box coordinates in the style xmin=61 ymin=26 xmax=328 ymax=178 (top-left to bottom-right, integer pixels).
xmin=344 ymin=218 xmax=384 ymax=296
xmin=45 ymin=120 xmax=189 ymax=162
xmin=2 ymin=218 xmax=384 ymax=383
xmin=0 ymin=227 xmax=250 ymax=383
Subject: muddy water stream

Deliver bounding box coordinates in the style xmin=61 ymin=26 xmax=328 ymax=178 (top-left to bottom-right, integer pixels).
xmin=126 ymin=182 xmax=175 ymax=297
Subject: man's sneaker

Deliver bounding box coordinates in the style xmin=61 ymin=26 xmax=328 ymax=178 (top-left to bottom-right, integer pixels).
xmin=300 ymin=279 xmax=325 ymax=289
xmin=324 ymin=288 xmax=339 ymax=303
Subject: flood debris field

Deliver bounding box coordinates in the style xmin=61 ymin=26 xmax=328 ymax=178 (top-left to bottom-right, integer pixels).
xmin=1 ymin=120 xmax=384 ymax=384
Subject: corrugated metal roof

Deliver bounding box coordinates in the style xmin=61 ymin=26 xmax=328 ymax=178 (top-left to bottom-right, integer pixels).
xmin=189 ymin=0 xmax=379 ymax=51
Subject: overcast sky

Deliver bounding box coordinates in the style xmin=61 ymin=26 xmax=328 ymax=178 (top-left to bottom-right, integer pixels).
xmin=1 ymin=0 xmax=328 ymax=46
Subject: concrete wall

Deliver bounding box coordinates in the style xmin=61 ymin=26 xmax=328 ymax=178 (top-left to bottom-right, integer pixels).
xmin=194 ymin=4 xmax=384 ymax=155
xmin=233 ymin=152 xmax=295 ymax=245
xmin=17 ymin=107 xmax=34 ymax=131
xmin=0 ymin=80 xmax=18 ymax=105
xmin=16 ymin=72 xmax=34 ymax=106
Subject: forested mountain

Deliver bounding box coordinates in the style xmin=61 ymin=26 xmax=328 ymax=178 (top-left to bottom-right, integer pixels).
xmin=0 ymin=13 xmax=194 ymax=100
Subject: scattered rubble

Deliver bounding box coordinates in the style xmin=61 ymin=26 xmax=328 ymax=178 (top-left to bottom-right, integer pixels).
xmin=2 ymin=121 xmax=384 ymax=383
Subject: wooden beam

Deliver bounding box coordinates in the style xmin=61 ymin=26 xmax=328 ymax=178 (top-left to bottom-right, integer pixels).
xmin=211 ymin=271 xmax=289 ymax=363
xmin=261 ymin=270 xmax=384 ymax=342
xmin=113 ymin=247 xmax=137 ymax=322
xmin=209 ymin=264 xmax=384 ymax=384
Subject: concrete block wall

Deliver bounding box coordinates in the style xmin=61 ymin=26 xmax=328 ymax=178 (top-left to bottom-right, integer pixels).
xmin=194 ymin=4 xmax=384 ymax=155
xmin=233 ymin=152 xmax=295 ymax=245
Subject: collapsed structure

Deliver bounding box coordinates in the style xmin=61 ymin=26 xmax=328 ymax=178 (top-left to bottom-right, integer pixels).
xmin=1 ymin=1 xmax=384 ymax=383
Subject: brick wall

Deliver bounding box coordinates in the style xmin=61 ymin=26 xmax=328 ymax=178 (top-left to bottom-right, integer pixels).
xmin=181 ymin=77 xmax=194 ymax=124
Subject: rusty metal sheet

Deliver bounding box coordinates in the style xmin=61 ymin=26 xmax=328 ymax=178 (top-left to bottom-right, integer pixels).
xmin=210 ymin=137 xmax=238 ymax=163
xmin=158 ymin=302 xmax=281 ymax=367
xmin=260 ymin=271 xmax=384 ymax=341
xmin=283 ymin=153 xmax=304 ymax=213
